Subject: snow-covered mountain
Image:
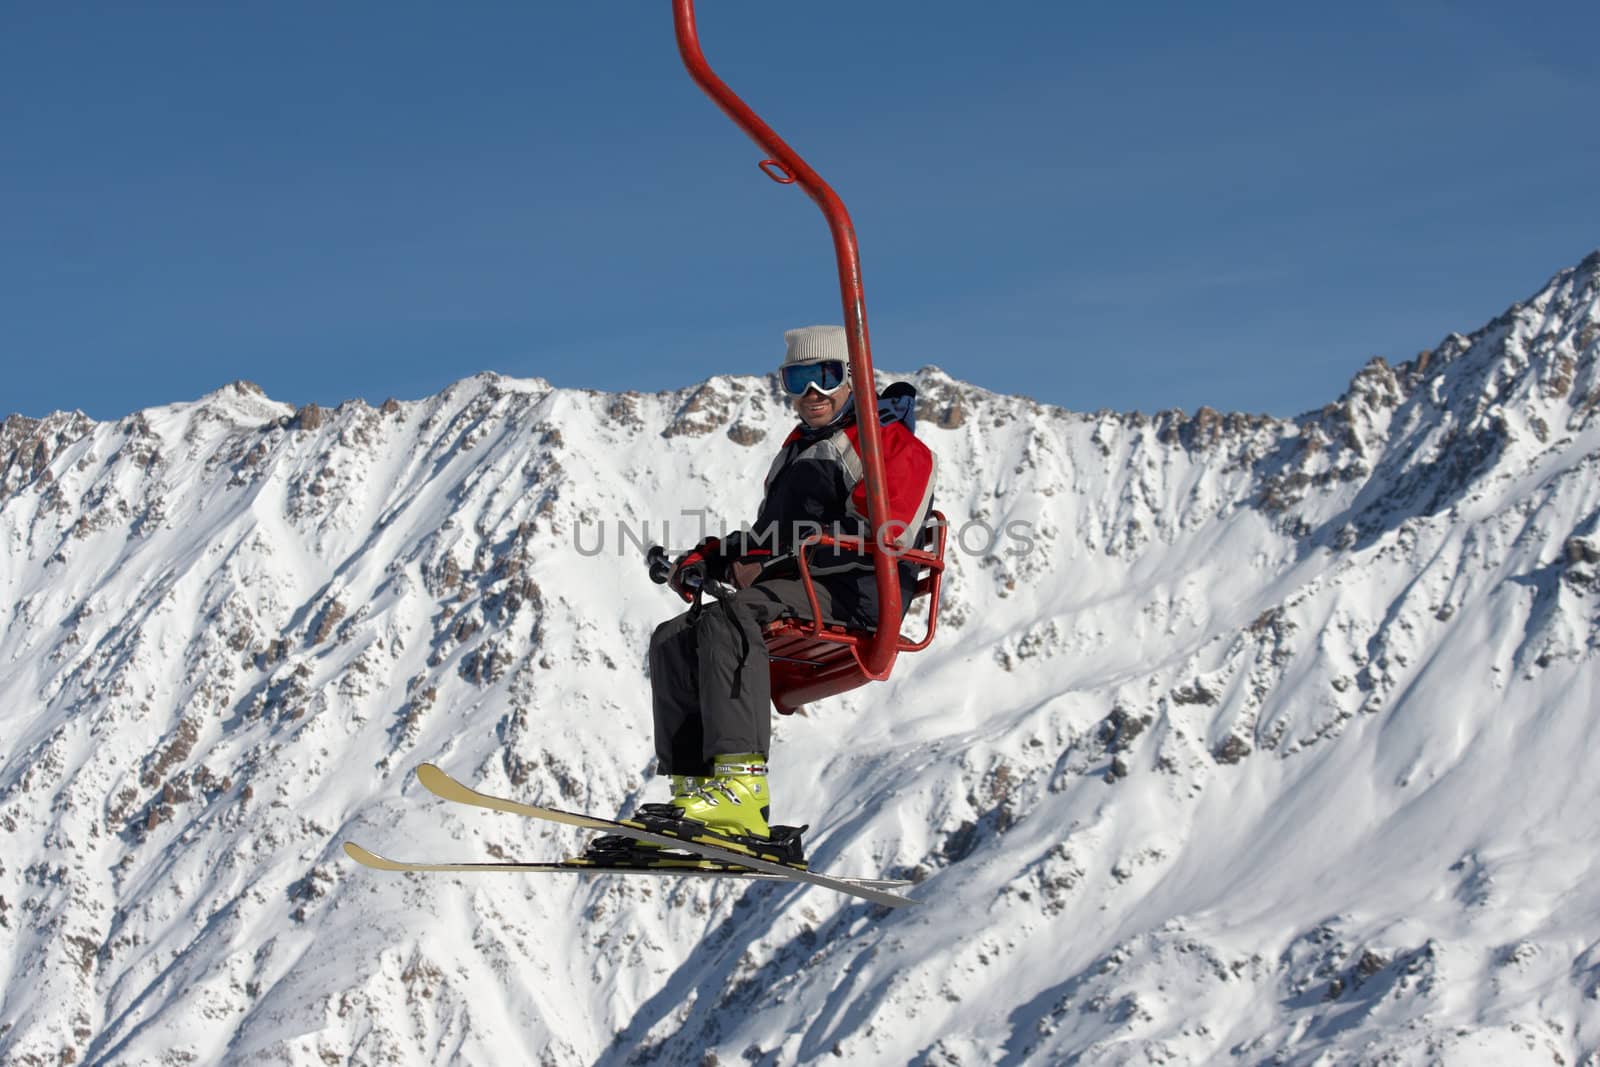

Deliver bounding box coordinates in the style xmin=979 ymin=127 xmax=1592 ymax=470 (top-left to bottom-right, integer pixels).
xmin=2 ymin=253 xmax=1598 ymax=1067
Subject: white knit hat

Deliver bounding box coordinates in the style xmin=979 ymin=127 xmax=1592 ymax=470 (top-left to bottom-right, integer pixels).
xmin=781 ymin=324 xmax=849 ymax=368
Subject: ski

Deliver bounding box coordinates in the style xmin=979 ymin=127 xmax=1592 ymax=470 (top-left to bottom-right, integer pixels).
xmin=345 ymin=841 xmax=761 ymax=877
xmin=410 ymin=762 xmax=918 ymax=909
xmin=343 ymin=842 xmax=912 ymax=890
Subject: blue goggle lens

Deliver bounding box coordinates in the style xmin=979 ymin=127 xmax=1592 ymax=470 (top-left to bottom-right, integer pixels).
xmin=781 ymin=360 xmax=847 ymax=395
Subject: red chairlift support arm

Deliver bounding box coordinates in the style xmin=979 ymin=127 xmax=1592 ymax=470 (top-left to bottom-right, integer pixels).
xmin=672 ymin=0 xmax=902 ymax=680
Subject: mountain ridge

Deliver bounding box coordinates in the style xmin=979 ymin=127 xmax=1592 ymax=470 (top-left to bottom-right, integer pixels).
xmin=0 ymin=254 xmax=1597 ymax=1065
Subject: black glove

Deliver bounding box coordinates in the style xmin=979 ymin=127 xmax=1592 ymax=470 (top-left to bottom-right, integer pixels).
xmin=668 ymin=536 xmax=722 ymax=602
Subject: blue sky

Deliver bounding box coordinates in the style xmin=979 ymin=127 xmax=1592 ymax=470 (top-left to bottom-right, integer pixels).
xmin=3 ymin=2 xmax=1596 ymax=421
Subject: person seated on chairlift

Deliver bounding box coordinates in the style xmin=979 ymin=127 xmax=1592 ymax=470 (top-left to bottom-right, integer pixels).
xmin=649 ymin=324 xmax=937 ymax=842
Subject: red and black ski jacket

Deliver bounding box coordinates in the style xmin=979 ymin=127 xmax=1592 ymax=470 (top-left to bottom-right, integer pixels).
xmin=726 ymin=382 xmax=937 ymax=629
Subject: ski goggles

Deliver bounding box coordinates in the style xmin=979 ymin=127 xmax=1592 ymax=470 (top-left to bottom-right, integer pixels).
xmin=780 ymin=359 xmax=848 ymax=396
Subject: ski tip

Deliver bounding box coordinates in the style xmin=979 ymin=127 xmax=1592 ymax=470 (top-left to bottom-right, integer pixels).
xmin=343 ymin=841 xmax=396 ymax=869
xmin=415 ymin=762 xmax=453 ymax=796
xmin=415 ymin=762 xmax=457 ymax=791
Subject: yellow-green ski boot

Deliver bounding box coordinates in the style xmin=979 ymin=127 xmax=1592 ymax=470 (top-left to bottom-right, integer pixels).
xmin=669 ymin=774 xmax=707 ymax=799
xmin=670 ymin=753 xmax=771 ymax=840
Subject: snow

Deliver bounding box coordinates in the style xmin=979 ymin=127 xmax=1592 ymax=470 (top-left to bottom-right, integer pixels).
xmin=1 ymin=255 xmax=1599 ymax=1065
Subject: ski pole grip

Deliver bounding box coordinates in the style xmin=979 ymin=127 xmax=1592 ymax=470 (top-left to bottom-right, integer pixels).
xmin=646 ymin=545 xmax=673 ymax=585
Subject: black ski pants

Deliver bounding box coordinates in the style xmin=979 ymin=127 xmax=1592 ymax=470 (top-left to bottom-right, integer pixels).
xmin=649 ymin=578 xmax=840 ymax=777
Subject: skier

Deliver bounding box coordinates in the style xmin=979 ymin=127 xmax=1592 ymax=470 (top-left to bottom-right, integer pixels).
xmin=647 ymin=324 xmax=936 ymax=846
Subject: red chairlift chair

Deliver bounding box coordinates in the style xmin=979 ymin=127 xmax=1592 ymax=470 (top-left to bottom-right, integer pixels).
xmin=672 ymin=0 xmax=947 ymax=714
xmin=762 ymin=514 xmax=949 ymax=714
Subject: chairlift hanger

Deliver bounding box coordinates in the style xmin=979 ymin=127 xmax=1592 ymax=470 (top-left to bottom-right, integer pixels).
xmin=670 ymin=0 xmax=946 ymax=712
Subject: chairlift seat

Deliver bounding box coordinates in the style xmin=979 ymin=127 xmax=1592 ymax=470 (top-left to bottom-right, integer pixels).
xmin=763 ymin=512 xmax=947 ymax=714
